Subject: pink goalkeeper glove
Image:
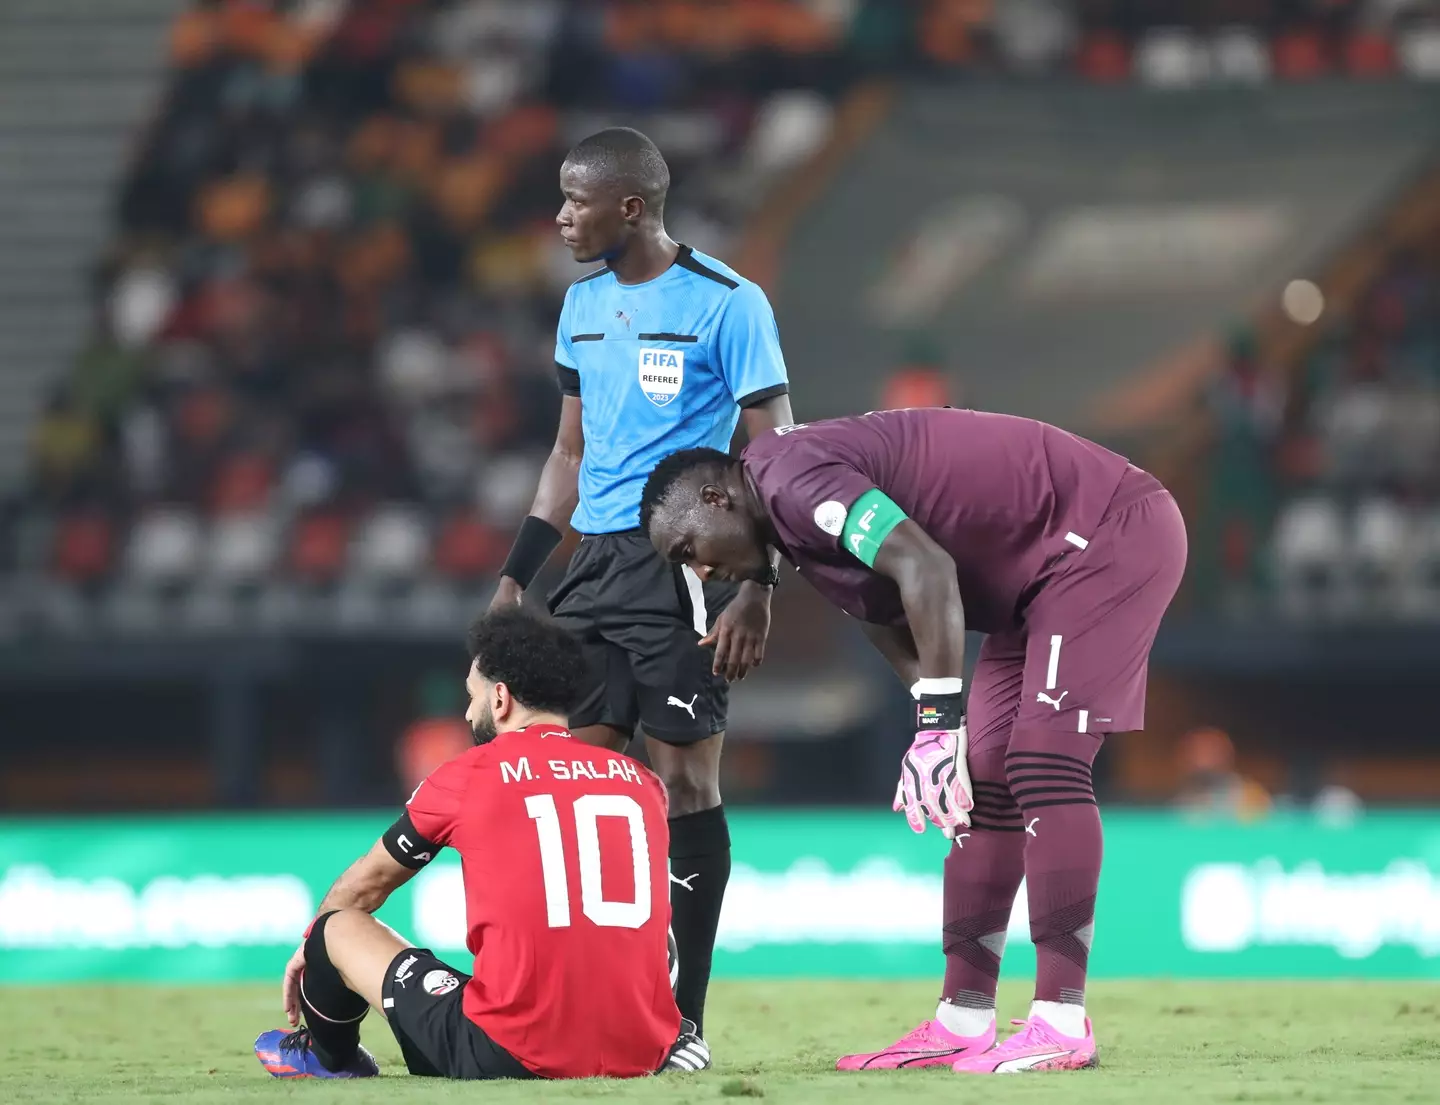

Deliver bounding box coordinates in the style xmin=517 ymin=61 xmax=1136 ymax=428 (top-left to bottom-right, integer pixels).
xmin=893 ymin=723 xmax=973 ymax=836
xmin=893 ymin=679 xmax=973 ymax=837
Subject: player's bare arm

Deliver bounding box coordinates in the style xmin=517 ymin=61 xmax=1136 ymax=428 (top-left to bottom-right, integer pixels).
xmin=859 ymin=621 xmax=920 ymax=687
xmin=281 ymin=840 xmax=416 ymax=1027
xmin=492 ymin=393 xmax=584 ymax=608
xmin=869 ymin=520 xmax=966 ymax=679
xmin=316 ymin=838 xmax=417 ymax=915
xmin=847 ymin=505 xmax=972 ymax=837
xmin=701 ymin=393 xmax=795 ymax=681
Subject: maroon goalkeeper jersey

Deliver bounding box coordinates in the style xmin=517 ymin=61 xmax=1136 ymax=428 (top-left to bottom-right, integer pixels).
xmin=743 ymin=408 xmax=1132 ymax=632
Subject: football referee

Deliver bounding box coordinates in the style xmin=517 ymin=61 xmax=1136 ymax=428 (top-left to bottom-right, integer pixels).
xmin=490 ymin=127 xmax=793 ymax=1043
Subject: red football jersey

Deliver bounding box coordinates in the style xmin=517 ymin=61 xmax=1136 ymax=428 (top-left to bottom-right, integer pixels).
xmin=404 ymin=724 xmax=680 ymax=1079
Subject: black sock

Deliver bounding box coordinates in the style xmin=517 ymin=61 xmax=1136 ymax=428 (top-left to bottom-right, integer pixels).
xmin=300 ymin=911 xmax=369 ymax=1071
xmin=668 ymin=805 xmax=730 ymax=1036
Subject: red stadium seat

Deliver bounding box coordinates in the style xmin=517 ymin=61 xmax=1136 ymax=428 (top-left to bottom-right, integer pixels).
xmin=1076 ymin=32 xmax=1130 ymax=83
xmin=51 ymin=512 xmax=116 ymax=583
xmin=398 ymin=717 xmax=475 ymax=793
xmin=288 ymin=511 xmax=353 ymax=584
xmin=433 ymin=513 xmax=509 ymax=579
xmin=1272 ymin=30 xmax=1330 ymax=80
xmin=1343 ymin=33 xmax=1396 ymax=78
xmin=882 ymin=369 xmax=950 ymax=411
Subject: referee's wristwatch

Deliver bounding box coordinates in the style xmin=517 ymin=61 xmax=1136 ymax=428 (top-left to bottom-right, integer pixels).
xmin=758 ymin=563 xmax=780 ymax=588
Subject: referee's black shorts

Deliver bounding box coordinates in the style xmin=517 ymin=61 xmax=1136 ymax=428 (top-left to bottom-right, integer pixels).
xmin=382 ymin=948 xmax=535 ymax=1081
xmin=547 ymin=530 xmax=736 ymax=745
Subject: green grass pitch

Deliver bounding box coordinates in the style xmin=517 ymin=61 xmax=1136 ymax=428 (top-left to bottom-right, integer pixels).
xmin=3 ymin=980 xmax=1437 ymax=1103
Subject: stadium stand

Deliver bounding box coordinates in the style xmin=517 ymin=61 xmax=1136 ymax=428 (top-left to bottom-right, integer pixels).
xmin=1203 ymin=217 xmax=1440 ymax=620
xmin=5 ymin=0 xmax=1440 ymax=635
xmin=5 ymin=0 xmax=859 ymax=633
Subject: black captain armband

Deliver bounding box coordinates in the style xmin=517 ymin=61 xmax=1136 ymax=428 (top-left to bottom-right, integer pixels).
xmin=382 ymin=811 xmax=441 ymax=870
xmin=500 ymin=515 xmax=563 ymax=590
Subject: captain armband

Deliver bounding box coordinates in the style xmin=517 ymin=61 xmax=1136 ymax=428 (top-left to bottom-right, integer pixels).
xmin=841 ymin=489 xmax=909 ymax=567
xmin=382 ymin=811 xmax=442 ymax=870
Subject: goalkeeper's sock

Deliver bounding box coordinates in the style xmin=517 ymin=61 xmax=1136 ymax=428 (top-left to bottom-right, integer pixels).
xmin=940 ymin=746 xmax=1024 ymax=1025
xmin=936 ymin=1000 xmax=996 ymax=1038
xmin=1030 ymin=1000 xmax=1087 ymax=1039
xmin=1006 ymin=729 xmax=1103 ymax=1018
xmin=668 ymin=805 xmax=730 ymax=1037
xmin=300 ymin=911 xmax=369 ymax=1072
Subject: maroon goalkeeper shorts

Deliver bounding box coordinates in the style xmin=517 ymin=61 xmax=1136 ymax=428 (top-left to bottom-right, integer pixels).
xmin=968 ymin=466 xmax=1187 ymax=751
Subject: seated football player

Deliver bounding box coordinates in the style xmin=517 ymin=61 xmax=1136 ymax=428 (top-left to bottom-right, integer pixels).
xmin=254 ymin=607 xmax=708 ymax=1081
xmin=640 ymin=408 xmax=1187 ymax=1075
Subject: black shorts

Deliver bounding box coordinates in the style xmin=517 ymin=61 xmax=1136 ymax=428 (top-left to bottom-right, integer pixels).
xmin=382 ymin=948 xmax=536 ymax=1081
xmin=547 ymin=529 xmax=735 ymax=744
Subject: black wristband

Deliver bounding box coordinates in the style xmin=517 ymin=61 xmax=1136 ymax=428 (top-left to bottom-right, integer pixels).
xmin=500 ymin=516 xmax=562 ymax=589
xmin=916 ymin=692 xmax=965 ymax=732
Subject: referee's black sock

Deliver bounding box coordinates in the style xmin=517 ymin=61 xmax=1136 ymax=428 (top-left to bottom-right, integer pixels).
xmin=668 ymin=805 xmax=731 ymax=1037
xmin=300 ymin=911 xmax=369 ymax=1071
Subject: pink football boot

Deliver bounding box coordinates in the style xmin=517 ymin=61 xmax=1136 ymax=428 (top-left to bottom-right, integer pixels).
xmin=837 ymin=1018 xmax=995 ymax=1071
xmin=951 ymin=1014 xmax=1097 ymax=1074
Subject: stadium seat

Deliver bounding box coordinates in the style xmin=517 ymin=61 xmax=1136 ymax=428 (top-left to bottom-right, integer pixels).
xmin=51 ymin=512 xmax=116 ymax=584
xmin=1400 ymin=509 xmax=1440 ymax=617
xmin=1272 ymin=30 xmax=1330 ymax=80
xmin=1211 ymin=26 xmax=1271 ymax=83
xmin=125 ymin=508 xmax=204 ymax=586
xmin=1270 ymin=496 xmax=1346 ymax=618
xmin=745 ymin=91 xmax=833 ymax=176
xmin=1398 ymin=24 xmax=1440 ymax=80
xmin=1349 ymin=497 xmax=1410 ymax=612
xmin=108 ymin=266 xmax=177 ymax=349
xmin=434 ymin=513 xmax=508 ymax=580
xmin=1343 ymin=33 xmax=1397 ymax=78
xmin=1135 ymin=29 xmax=1210 ymax=89
xmin=351 ymin=505 xmax=430 ymax=582
xmin=478 ymin=455 xmax=543 ymax=526
xmin=1076 ymin=32 xmax=1130 ymax=82
xmin=288 ymin=511 xmax=352 ymax=585
xmin=380 ymin=328 xmax=450 ymax=405
xmin=207 ymin=513 xmax=281 ymax=585
xmin=882 ymin=370 xmax=950 ymax=411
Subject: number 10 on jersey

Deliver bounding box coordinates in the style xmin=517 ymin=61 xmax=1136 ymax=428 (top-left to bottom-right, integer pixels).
xmin=525 ymin=793 xmax=652 ymax=929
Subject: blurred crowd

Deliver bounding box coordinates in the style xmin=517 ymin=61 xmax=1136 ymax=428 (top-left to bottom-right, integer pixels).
xmin=880 ymin=0 xmax=1440 ymax=81
xmin=9 ymin=0 xmax=856 ymax=628
xmin=1203 ymin=223 xmax=1440 ymax=619
xmin=8 ymin=0 xmax=1440 ymax=630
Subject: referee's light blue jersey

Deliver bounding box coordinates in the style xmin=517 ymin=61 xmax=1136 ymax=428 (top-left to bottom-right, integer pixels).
xmin=554 ymin=245 xmax=790 ymax=534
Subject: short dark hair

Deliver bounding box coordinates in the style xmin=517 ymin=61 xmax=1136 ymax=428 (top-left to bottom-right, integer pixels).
xmin=565 ymin=127 xmax=670 ymax=216
xmin=639 ymin=447 xmax=734 ymax=535
xmin=466 ymin=607 xmax=586 ymax=716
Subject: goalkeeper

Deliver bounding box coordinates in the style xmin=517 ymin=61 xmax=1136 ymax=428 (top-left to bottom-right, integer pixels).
xmin=638 ymin=407 xmax=1187 ymax=1076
